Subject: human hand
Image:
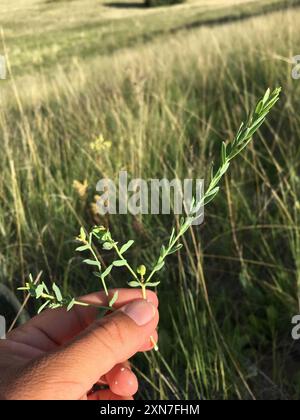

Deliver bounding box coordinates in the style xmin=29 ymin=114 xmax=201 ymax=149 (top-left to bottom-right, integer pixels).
xmin=0 ymin=289 xmax=159 ymax=400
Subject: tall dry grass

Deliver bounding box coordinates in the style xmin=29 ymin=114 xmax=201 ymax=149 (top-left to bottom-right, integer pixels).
xmin=1 ymin=6 xmax=300 ymax=398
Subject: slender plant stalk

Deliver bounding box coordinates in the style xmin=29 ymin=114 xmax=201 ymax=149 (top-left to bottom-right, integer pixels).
xmin=144 ymin=87 xmax=281 ymax=285
xmin=18 ymin=88 xmax=281 ymax=354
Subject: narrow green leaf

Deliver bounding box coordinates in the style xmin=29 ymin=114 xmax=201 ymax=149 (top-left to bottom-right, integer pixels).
xmin=190 ymin=200 xmax=202 ymax=215
xmin=233 ymin=122 xmax=245 ymax=146
xmin=205 ymin=186 xmax=219 ymax=199
xmin=101 ymin=264 xmax=113 ymax=279
xmin=255 ymin=99 xmax=264 ymax=115
xmin=246 ymin=118 xmax=266 ymax=138
xmin=49 ymin=303 xmax=62 ymax=309
xmin=262 ymin=88 xmax=271 ymax=106
xmin=35 ymin=284 xmax=44 ymax=299
xmin=102 ymin=231 xmax=112 ymax=241
xmin=67 ymin=298 xmax=76 ymax=311
xmin=92 ymin=226 xmax=105 ymax=235
xmin=37 ymin=300 xmax=50 ymax=314
xmin=76 ymin=245 xmax=89 ymax=252
xmin=168 ymin=243 xmax=183 ymax=255
xmin=83 ymin=259 xmax=100 ymax=266
xmin=109 ymin=291 xmax=119 ymax=307
xmin=120 ymin=240 xmax=134 ymax=255
xmin=248 ymin=112 xmax=266 ymax=131
xmin=52 ymin=283 xmax=63 ymax=302
xmin=80 ymin=227 xmax=86 ymax=241
xmin=160 ymin=245 xmax=166 ymax=256
xmin=180 ymin=217 xmax=195 ymax=234
xmin=146 ymin=281 xmax=160 ymax=287
xmin=113 ymin=260 xmax=127 ymax=267
xmin=204 ymin=187 xmax=220 ymax=206
xmin=189 ymin=197 xmax=196 ymax=214
xmin=42 ymin=281 xmax=50 ymax=294
xmin=93 ymin=271 xmax=101 ymax=278
xmin=169 ymin=227 xmax=175 ymax=245
xmin=153 ymin=261 xmax=165 ymax=272
xmin=219 ymin=161 xmax=230 ymax=176
xmin=128 ymin=281 xmax=141 ymax=288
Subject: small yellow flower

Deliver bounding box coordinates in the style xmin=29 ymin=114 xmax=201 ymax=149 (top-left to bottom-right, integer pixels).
xmin=73 ymin=179 xmax=88 ymax=199
xmin=90 ymin=134 xmax=112 ymax=152
xmin=75 ymin=227 xmax=87 ymax=243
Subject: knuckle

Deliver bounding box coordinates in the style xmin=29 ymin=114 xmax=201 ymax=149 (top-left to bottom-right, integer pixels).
xmin=102 ymin=317 xmax=126 ymax=347
xmin=91 ymin=317 xmax=126 ymax=360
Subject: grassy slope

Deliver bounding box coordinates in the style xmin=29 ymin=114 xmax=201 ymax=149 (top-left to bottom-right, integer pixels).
xmin=1 ymin=0 xmax=299 ymax=77
xmin=1 ymin=0 xmax=300 ymax=400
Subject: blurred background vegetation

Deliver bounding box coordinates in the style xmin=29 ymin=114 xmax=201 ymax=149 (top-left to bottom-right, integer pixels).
xmin=1 ymin=0 xmax=300 ymax=399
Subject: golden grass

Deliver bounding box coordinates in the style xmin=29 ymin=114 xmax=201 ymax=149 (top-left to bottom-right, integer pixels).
xmin=1 ymin=1 xmax=300 ymax=399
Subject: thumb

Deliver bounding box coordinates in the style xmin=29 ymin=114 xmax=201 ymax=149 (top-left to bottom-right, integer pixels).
xmin=20 ymin=299 xmax=158 ymax=399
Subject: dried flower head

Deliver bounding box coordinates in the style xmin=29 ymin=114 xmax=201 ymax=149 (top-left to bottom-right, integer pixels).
xmin=73 ymin=179 xmax=88 ymax=199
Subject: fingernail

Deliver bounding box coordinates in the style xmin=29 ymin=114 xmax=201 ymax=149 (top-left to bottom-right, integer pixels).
xmin=120 ymin=300 xmax=156 ymax=326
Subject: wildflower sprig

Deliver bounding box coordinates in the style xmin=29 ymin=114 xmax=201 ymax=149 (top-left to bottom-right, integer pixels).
xmin=77 ymin=225 xmax=144 ymax=306
xmin=18 ymin=88 xmax=280 ymax=353
xmin=73 ymin=89 xmax=282 ymax=316
xmin=143 ymin=87 xmax=281 ymax=283
xmin=75 ymin=226 xmax=107 ymax=292
xmin=204 ymin=87 xmax=282 ymax=204
xmin=17 ymin=274 xmax=111 ymax=314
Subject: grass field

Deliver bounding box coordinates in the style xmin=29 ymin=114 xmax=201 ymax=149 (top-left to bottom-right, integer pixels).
xmin=1 ymin=0 xmax=300 ymax=399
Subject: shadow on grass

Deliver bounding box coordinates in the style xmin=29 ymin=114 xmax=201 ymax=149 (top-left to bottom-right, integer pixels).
xmin=105 ymin=2 xmax=146 ymax=8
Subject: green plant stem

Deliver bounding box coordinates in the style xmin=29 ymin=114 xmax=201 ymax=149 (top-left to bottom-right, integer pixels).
xmin=138 ymin=278 xmax=158 ymax=351
xmin=112 ymin=242 xmax=139 ymax=280
xmin=112 ymin=241 xmax=158 ymax=349
xmin=40 ymin=293 xmax=112 ymax=311
xmin=141 ymin=283 xmax=147 ymax=300
xmin=88 ymin=242 xmax=109 ymax=296
xmin=145 ymin=87 xmax=281 ymax=285
xmin=145 ymin=230 xmax=182 ymax=284
xmin=40 ymin=293 xmax=56 ymax=300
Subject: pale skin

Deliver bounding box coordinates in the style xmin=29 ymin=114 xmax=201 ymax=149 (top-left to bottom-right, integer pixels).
xmin=0 ymin=289 xmax=159 ymax=400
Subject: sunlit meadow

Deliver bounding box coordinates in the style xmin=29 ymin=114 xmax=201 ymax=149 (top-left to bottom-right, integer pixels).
xmin=1 ymin=0 xmax=300 ymax=399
